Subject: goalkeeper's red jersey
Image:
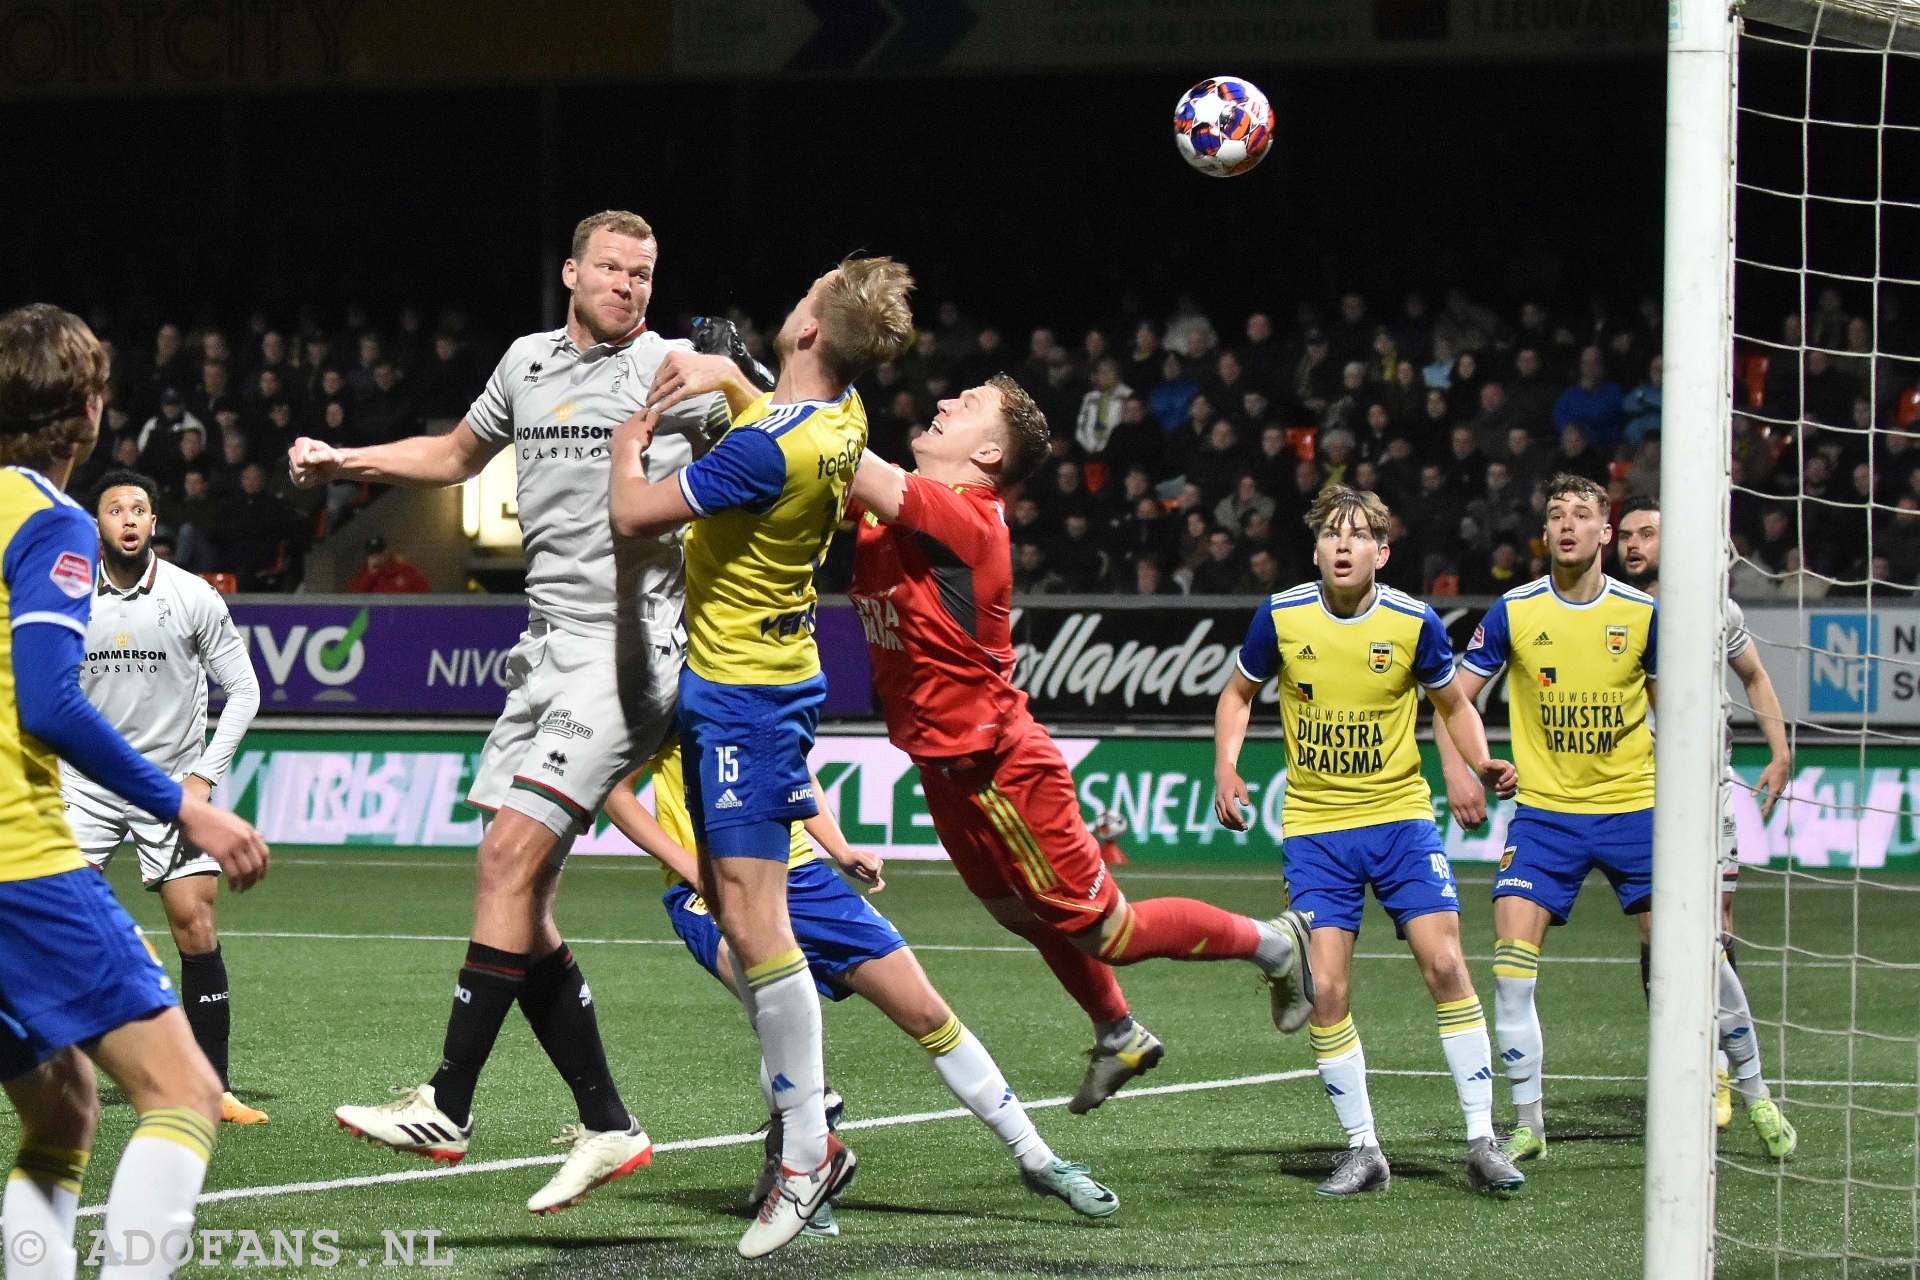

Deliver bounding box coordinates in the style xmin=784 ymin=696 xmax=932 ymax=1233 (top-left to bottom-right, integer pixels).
xmin=847 ymin=472 xmax=1031 ymax=760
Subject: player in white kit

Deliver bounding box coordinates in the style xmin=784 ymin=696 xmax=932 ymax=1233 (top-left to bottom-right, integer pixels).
xmin=294 ymin=211 xmax=727 ymax=1214
xmin=66 ymin=468 xmax=267 ymax=1125
xmin=1616 ymin=496 xmax=1798 ymax=1157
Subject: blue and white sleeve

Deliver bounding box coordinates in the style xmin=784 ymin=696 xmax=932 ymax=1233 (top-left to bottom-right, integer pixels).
xmin=1460 ymin=597 xmax=1511 ymax=679
xmin=1644 ymin=603 xmax=1659 ymax=679
xmin=1235 ymin=605 xmax=1281 ymax=683
xmin=678 ymin=427 xmax=787 ymax=517
xmin=1414 ymin=606 xmax=1457 ymax=689
xmin=4 ymin=507 xmax=183 ymax=822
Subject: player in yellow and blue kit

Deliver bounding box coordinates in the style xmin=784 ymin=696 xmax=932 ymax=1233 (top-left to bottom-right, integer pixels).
xmin=609 ymin=257 xmax=917 ymax=1258
xmin=601 ymin=743 xmax=1117 ymax=1235
xmin=0 ymin=305 xmax=269 ymax=1280
xmin=1437 ymin=472 xmax=1658 ymax=1164
xmin=1215 ymin=485 xmax=1524 ymax=1198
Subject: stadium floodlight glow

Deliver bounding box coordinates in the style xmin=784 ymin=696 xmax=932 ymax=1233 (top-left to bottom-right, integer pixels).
xmin=1645 ymin=0 xmax=1737 ymax=1271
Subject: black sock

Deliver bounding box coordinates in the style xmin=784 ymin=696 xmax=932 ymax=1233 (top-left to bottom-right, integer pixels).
xmin=429 ymin=942 xmax=528 ymax=1127
xmin=519 ymin=944 xmax=629 ymax=1132
xmin=179 ymin=946 xmax=231 ymax=1092
xmin=1640 ymin=943 xmax=1652 ymax=1004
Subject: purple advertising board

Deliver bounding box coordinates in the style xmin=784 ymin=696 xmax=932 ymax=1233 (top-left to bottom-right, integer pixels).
xmin=226 ymin=598 xmax=878 ymax=718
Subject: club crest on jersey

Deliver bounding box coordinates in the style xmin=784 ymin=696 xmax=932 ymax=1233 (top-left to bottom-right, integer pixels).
xmin=1537 ymin=667 xmax=1557 ymax=687
xmin=1607 ymin=625 xmax=1629 ymax=655
xmin=1499 ymin=846 xmax=1516 ymax=872
xmin=1294 ymin=683 xmax=1313 ymax=702
xmin=1369 ymin=642 xmax=1393 ymax=673
xmin=50 ymin=552 xmax=91 ymax=598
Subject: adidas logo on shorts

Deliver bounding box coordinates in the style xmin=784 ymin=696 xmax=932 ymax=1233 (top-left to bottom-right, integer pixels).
xmin=715 ymin=789 xmax=743 ymax=810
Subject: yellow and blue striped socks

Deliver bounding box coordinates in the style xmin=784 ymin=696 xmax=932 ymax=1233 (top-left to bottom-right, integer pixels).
xmin=1492 ymin=937 xmax=1546 ymax=1134
xmin=1436 ymin=996 xmax=1496 ymax=1142
xmin=100 ymin=1107 xmax=215 ymax=1277
xmin=4 ymin=1142 xmax=89 ymax=1280
xmin=1310 ymin=1014 xmax=1375 ymax=1148
xmin=917 ymin=1014 xmax=1054 ymax=1174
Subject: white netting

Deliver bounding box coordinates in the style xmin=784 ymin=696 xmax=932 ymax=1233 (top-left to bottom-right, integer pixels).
xmin=1718 ymin=2 xmax=1920 ymax=1274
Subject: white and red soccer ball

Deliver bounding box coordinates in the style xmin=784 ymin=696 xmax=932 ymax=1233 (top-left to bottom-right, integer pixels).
xmin=1173 ymin=76 xmax=1274 ymax=178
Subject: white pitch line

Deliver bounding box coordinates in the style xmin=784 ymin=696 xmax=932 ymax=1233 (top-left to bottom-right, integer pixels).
xmin=76 ymin=1069 xmax=1318 ymax=1218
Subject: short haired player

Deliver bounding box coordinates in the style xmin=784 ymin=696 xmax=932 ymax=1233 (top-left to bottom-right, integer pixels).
xmin=69 ymin=468 xmax=266 ymax=1125
xmin=1616 ymin=496 xmax=1796 ymax=1154
xmin=1214 ymin=485 xmax=1526 ymax=1196
xmin=609 ymin=256 xmax=915 ymax=1257
xmin=304 ymin=212 xmax=727 ymax=1213
xmin=0 ymin=304 xmax=268 ymax=1280
xmin=603 ymin=744 xmax=1118 ymax=1235
xmin=834 ymin=377 xmax=1314 ymax=1113
xmin=1432 ymin=476 xmax=1761 ymax=1164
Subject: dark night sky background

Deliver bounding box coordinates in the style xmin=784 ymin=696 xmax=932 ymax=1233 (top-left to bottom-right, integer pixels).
xmin=0 ymin=57 xmax=1673 ymax=347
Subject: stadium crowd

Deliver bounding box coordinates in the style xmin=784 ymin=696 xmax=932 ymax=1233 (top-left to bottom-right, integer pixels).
xmin=75 ymin=285 xmax=1920 ymax=597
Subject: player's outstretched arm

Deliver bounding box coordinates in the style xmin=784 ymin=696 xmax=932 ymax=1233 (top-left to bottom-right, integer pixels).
xmin=1430 ymin=676 xmax=1517 ymax=804
xmin=644 ymin=351 xmax=760 ymax=420
xmin=188 ymin=596 xmax=262 ymax=798
xmin=801 ymin=770 xmax=884 ymax=892
xmin=850 ymin=450 xmax=907 ymax=524
xmin=607 ymin=408 xmax=698 ymax=538
xmin=287 ymin=419 xmax=502 ymax=490
xmin=601 ymin=771 xmax=707 ymax=893
xmin=1730 ymin=647 xmax=1791 ymax=818
xmin=1213 ymin=668 xmax=1261 ymax=832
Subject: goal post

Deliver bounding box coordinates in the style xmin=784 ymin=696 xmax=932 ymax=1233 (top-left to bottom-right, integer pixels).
xmin=1645 ymin=0 xmax=1739 ymax=1274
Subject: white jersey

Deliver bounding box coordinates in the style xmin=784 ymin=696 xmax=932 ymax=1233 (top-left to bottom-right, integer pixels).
xmin=465 ymin=324 xmax=725 ymax=639
xmin=76 ymin=555 xmax=261 ymax=784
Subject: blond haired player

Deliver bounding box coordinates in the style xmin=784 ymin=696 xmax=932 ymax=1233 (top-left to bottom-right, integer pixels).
xmin=1215 ymin=484 xmax=1524 ymax=1196
xmin=609 ymin=256 xmax=915 ymax=1256
xmin=1616 ymin=496 xmax=1796 ymax=1155
xmin=602 ymin=745 xmax=1117 ymax=1236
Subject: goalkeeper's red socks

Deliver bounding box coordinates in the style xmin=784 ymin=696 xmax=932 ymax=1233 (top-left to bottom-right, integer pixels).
xmin=1097 ymin=898 xmax=1261 ymax=964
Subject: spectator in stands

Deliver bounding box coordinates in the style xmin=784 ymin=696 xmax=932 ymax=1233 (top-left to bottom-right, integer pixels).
xmin=1241 ymin=312 xmax=1282 ymax=389
xmin=1468 ymin=460 xmax=1531 ymax=549
xmin=1434 ymin=287 xmax=1507 ymax=354
xmin=1176 ymin=508 xmax=1214 ymax=582
xmin=1323 ymin=361 xmax=1367 ymax=434
xmin=1114 ymin=494 xmax=1177 ymax=575
xmin=218 ymin=463 xmax=303 ymax=591
xmin=1810 ymin=286 xmax=1851 ymax=352
xmin=1013 ymin=539 xmax=1062 ymax=594
xmin=211 ymin=428 xmax=252 ymax=496
xmin=1506 ymin=347 xmax=1558 ymax=434
xmin=190 ymin=358 xmax=238 ymax=425
xmin=1049 ymin=513 xmax=1110 ymax=592
xmin=1447 ymin=350 xmax=1487 ymax=423
xmin=1831 ymin=461 xmax=1878 ymax=580
xmin=1098 ymin=396 xmax=1163 ymax=480
xmin=148 ymin=420 xmax=209 ymax=499
xmin=346 ymin=535 xmax=433 ymax=593
xmin=348 ymin=332 xmax=385 ymax=400
xmin=1189 ymin=418 xmax=1251 ymax=503
xmin=1355 ymin=402 xmax=1394 ymax=465
xmin=250 ymin=367 xmax=286 ymax=412
xmin=1416 ymin=387 xmax=1453 ymax=456
xmin=415 ymin=331 xmax=478 ymax=421
xmin=1125 ymin=323 xmax=1163 ymax=393
xmin=1759 ymin=313 xmax=1803 ymax=424
xmin=1393 ymin=291 xmax=1434 ymax=366
xmin=1190 ymin=527 xmax=1243 ymax=594
xmin=1624 ymin=434 xmax=1661 ymax=501
xmin=1406 ymin=462 xmax=1464 ymax=569
xmin=1381 ymin=356 xmax=1424 ymax=426
xmin=1125 ymin=555 xmax=1177 ymax=596
xmin=170 ymin=470 xmax=218 ymax=573
xmin=1424 ymin=337 xmax=1456 ymax=391
xmin=1551 ymin=423 xmax=1611 ymax=487
xmin=1329 ymin=292 xmax=1373 ymax=366
xmin=1293 ymin=328 xmax=1338 ymax=420
xmin=358 ymin=360 xmax=420 ymax=445
xmin=1757 ymin=506 xmax=1798 ymax=573
xmin=138 ymin=386 xmax=201 ymax=456
xmin=1076 ymin=358 xmax=1132 ymax=456
xmin=1803 ymin=349 xmax=1858 ymax=427
xmin=1622 ymin=355 xmax=1663 ymax=446
xmin=958 ymin=326 xmax=1007 ymax=391
xmin=1880 ymin=496 xmax=1920 ymax=586
xmin=1468 ymin=381 xmax=1514 ymax=459
xmin=1215 ymin=473 xmax=1275 ymax=537
xmin=1319 ymin=428 xmax=1355 ymax=490
xmin=1505 ymin=424 xmax=1553 ymax=493
xmin=1462 ymin=539 xmax=1526 ymax=596
xmin=1039 ymin=458 xmax=1098 ymax=524
xmin=1020 ymin=328 xmax=1059 ymax=390
xmin=1209 ymin=350 xmax=1251 ymax=411
xmin=145 ymin=323 xmax=188 ymax=408
xmin=1250 ymin=425 xmax=1295 ymax=499
xmin=1554 ymin=346 xmax=1627 ymax=455
xmin=1237 ymin=547 xmax=1282 ymax=596
xmin=1164 ymin=394 xmax=1217 ymax=480
xmin=1150 ymin=352 xmax=1199 ymax=431
xmin=1444 ymin=426 xmax=1488 ymax=497
xmin=1366 ymin=328 xmax=1403 ymax=388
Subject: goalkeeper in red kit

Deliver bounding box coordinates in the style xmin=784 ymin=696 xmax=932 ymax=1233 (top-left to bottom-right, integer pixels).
xmin=845 ymin=375 xmax=1313 ymax=1111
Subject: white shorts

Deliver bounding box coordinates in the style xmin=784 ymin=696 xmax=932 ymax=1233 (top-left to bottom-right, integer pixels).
xmin=63 ymin=773 xmax=219 ymax=890
xmin=1718 ymin=765 xmax=1741 ymax=893
xmin=467 ymin=619 xmax=681 ymax=845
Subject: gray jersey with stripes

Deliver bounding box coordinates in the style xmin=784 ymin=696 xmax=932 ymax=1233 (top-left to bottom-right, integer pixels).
xmin=466 ymin=325 xmax=725 ymax=638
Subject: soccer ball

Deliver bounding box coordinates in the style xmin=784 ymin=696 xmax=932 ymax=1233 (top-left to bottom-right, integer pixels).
xmin=1172 ymin=76 xmax=1274 ymax=178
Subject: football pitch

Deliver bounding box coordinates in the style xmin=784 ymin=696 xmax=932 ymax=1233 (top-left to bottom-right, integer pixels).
xmin=44 ymin=850 xmax=1920 ymax=1279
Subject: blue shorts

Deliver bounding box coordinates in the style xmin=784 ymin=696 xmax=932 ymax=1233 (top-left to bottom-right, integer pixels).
xmin=677 ymin=669 xmax=826 ymax=859
xmin=0 ymin=868 xmax=178 ymax=1081
xmin=1282 ymin=819 xmax=1458 ymax=937
xmin=663 ymin=858 xmax=907 ymax=1001
xmin=1494 ymin=805 xmax=1654 ymax=925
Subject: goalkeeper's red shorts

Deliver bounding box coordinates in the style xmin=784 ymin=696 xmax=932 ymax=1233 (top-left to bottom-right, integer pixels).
xmin=914 ymin=722 xmax=1120 ymax=933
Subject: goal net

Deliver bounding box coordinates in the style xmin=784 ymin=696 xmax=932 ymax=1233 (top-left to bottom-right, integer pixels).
xmin=1709 ymin=1 xmax=1920 ymax=1274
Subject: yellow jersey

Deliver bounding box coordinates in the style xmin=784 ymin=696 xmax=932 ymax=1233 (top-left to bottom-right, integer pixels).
xmin=678 ymin=389 xmax=868 ymax=686
xmin=1236 ymin=582 xmax=1457 ymax=838
xmin=1461 ymin=574 xmax=1657 ymax=814
xmin=642 ymin=740 xmax=814 ymax=891
xmin=0 ymin=468 xmax=95 ymax=881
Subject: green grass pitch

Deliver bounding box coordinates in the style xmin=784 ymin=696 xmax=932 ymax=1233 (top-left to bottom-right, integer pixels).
xmin=29 ymin=850 xmax=1918 ymax=1278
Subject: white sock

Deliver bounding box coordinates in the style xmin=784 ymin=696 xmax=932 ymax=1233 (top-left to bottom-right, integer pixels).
xmin=1718 ymin=951 xmax=1770 ymax=1105
xmin=919 ymin=1016 xmax=1055 ymax=1174
xmin=1493 ymin=940 xmax=1545 ymax=1109
xmin=99 ymin=1108 xmax=213 ymax=1279
xmin=1310 ymin=1016 xmax=1376 ymax=1148
xmin=5 ymin=1143 xmax=88 ymax=1280
xmin=757 ymin=1058 xmax=777 ymax=1114
xmin=744 ymin=952 xmax=829 ymax=1172
xmin=1437 ymin=996 xmax=1496 ymax=1143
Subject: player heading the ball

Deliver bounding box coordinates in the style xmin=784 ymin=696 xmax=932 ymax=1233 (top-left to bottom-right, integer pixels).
xmin=1215 ymin=483 xmax=1523 ymax=1196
